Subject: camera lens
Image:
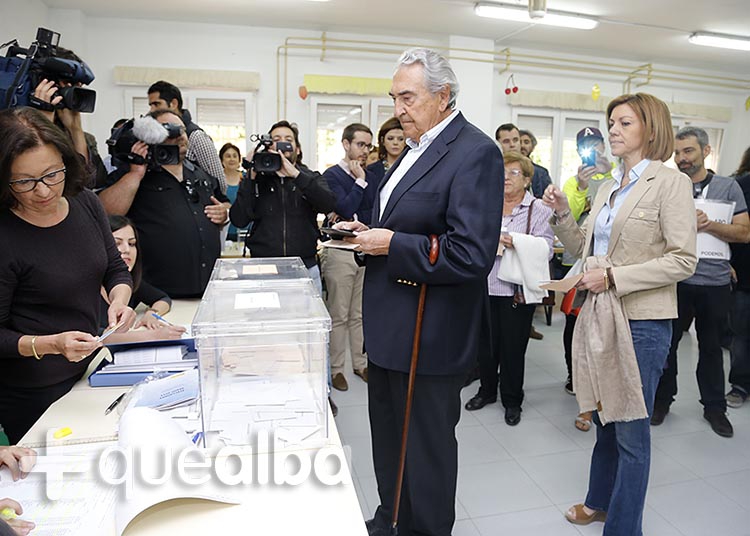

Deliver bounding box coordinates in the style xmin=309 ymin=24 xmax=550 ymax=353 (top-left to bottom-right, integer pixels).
xmin=155 ymin=146 xmax=170 ymax=163
xmin=254 ymin=152 xmax=281 ymax=173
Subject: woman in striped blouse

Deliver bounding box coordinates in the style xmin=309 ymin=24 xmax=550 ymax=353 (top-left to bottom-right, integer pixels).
xmin=464 ymin=151 xmax=554 ymax=426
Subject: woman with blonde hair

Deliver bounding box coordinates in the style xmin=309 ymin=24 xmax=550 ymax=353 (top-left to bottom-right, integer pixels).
xmin=543 ymin=93 xmax=697 ymax=535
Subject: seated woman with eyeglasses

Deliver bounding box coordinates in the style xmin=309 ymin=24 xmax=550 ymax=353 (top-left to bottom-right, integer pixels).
xmin=0 ymin=108 xmax=135 ymax=444
xmin=98 ymin=215 xmax=186 ymax=343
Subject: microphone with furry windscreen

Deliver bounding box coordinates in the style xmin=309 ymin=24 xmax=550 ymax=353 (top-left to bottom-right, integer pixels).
xmin=107 ymin=116 xmax=181 ymax=169
xmin=132 ymin=116 xmax=170 ymax=144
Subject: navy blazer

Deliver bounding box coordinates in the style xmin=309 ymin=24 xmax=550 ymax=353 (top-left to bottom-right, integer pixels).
xmin=362 ymin=113 xmax=504 ymax=375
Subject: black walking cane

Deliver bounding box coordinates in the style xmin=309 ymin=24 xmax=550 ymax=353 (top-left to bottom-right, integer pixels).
xmin=390 ymin=234 xmax=440 ymax=536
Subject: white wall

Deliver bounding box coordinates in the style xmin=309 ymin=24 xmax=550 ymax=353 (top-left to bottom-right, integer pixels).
xmin=0 ymin=0 xmax=49 ymax=50
xmin=4 ymin=6 xmax=749 ymax=176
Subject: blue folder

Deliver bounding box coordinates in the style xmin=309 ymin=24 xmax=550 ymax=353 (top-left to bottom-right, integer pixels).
xmin=88 ymin=338 xmax=197 ymax=388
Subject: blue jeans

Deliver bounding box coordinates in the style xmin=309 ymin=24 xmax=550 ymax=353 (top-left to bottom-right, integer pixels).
xmin=584 ymin=319 xmax=672 ymax=536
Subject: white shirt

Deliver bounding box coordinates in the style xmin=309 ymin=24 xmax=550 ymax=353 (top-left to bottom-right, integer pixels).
xmin=378 ymin=109 xmax=460 ymax=221
xmin=337 ymin=160 xmax=368 ymax=189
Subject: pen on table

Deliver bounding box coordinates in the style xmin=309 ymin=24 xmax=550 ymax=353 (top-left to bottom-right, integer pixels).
xmin=105 ymin=393 xmax=126 ymax=415
xmin=151 ymin=312 xmax=174 ymax=326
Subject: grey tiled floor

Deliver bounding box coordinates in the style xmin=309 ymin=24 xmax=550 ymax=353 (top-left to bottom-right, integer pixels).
xmin=332 ymin=309 xmax=750 ymax=536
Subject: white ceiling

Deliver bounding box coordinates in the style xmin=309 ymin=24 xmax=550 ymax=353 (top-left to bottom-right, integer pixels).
xmin=40 ymin=0 xmax=750 ymax=74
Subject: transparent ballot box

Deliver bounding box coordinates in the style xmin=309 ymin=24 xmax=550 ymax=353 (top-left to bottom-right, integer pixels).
xmin=210 ymin=257 xmax=312 ymax=284
xmin=192 ymin=279 xmax=331 ymax=448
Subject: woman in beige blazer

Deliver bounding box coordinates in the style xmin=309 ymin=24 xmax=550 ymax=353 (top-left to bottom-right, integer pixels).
xmin=544 ymin=93 xmax=697 ymax=536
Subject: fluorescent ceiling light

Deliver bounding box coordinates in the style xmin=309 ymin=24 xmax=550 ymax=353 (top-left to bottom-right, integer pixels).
xmin=688 ymin=32 xmax=750 ymax=52
xmin=475 ymin=2 xmax=598 ymax=30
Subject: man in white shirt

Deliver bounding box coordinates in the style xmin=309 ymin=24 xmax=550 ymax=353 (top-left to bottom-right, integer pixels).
xmin=337 ymin=48 xmax=504 ymax=536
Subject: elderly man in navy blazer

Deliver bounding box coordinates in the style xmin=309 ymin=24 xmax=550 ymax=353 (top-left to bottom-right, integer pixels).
xmin=337 ymin=48 xmax=504 ymax=536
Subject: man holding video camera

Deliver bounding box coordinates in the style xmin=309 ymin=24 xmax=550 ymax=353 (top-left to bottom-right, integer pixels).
xmin=0 ymin=28 xmax=108 ymax=189
xmin=228 ymin=120 xmax=336 ymax=292
xmin=99 ymin=110 xmax=230 ymax=298
xmin=148 ymin=80 xmax=227 ymax=193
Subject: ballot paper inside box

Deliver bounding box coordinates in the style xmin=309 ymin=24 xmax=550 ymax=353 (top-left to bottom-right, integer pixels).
xmin=192 ymin=277 xmax=331 ymax=448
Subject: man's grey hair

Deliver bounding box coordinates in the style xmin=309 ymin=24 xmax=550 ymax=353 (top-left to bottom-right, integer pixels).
xmin=676 ymin=126 xmax=710 ymax=151
xmin=396 ymin=48 xmax=459 ymax=109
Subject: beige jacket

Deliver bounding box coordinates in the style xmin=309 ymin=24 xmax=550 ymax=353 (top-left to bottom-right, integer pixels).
xmin=552 ymin=161 xmax=697 ymax=320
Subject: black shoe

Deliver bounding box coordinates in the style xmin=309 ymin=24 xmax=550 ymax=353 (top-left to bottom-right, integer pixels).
xmin=329 ymin=397 xmax=338 ymax=418
xmin=505 ymin=406 xmax=522 ymax=426
xmin=463 ymin=366 xmax=480 ymax=388
xmin=704 ymin=410 xmax=733 ymax=438
xmin=365 ymin=518 xmax=389 ymax=536
xmin=564 ymin=377 xmax=575 ymax=395
xmin=650 ymin=405 xmax=669 ymax=426
xmin=464 ymin=393 xmax=497 ymax=411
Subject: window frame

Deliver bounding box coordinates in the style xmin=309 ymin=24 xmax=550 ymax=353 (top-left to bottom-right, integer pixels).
xmin=123 ymin=88 xmax=257 ymax=154
xmin=512 ymin=107 xmax=607 ymax=186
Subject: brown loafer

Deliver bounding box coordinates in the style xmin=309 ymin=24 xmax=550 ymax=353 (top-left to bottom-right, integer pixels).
xmin=354 ymin=368 xmax=368 ymax=383
xmin=331 ymin=373 xmax=348 ymax=391
xmin=565 ymin=504 xmax=606 ymax=525
xmin=529 ymin=325 xmax=544 ymax=340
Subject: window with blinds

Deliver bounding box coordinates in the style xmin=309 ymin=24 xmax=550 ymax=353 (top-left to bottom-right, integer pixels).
xmin=195 ymin=98 xmax=247 ymax=154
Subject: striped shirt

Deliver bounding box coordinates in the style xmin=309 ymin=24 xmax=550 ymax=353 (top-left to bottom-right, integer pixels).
xmin=187 ymin=129 xmax=227 ymax=193
xmin=488 ymin=191 xmax=555 ymax=296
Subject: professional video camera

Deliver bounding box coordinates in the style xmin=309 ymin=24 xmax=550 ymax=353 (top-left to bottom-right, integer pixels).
xmin=107 ymin=116 xmax=181 ymax=170
xmin=242 ymin=134 xmax=294 ymax=175
xmin=0 ymin=28 xmax=96 ymax=112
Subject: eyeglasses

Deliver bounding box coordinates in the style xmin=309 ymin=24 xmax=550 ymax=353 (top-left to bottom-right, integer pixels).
xmin=505 ymin=169 xmax=525 ymax=178
xmin=353 ymin=141 xmax=373 ymax=150
xmin=9 ymin=167 xmax=66 ymax=193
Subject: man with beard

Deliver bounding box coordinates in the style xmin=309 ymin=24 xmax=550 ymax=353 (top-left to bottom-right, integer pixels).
xmin=652 ymin=126 xmax=750 ymax=437
xmin=321 ymin=123 xmax=377 ymax=391
xmin=229 ymin=120 xmax=336 ymax=293
xmin=519 ymin=129 xmax=552 ymax=199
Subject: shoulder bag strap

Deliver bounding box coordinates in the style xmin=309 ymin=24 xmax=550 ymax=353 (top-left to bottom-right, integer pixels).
xmin=525 ymin=198 xmax=535 ymax=234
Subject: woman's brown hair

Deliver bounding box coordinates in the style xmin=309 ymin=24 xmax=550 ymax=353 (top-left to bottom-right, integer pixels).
xmin=0 ymin=107 xmax=87 ymax=211
xmin=606 ymin=93 xmax=674 ymax=162
xmin=377 ymin=117 xmax=404 ymax=161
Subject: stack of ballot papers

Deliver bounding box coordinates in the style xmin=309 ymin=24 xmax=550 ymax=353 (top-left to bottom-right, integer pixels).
xmin=132 ymin=369 xmax=200 ymax=411
xmin=99 ymin=345 xmax=193 ymax=374
xmin=206 ymin=375 xmax=325 ymax=448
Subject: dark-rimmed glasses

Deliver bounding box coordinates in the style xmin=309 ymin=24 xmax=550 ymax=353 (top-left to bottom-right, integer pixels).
xmin=9 ymin=167 xmax=67 ymax=193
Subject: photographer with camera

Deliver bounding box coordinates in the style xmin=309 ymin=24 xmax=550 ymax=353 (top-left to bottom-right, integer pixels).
xmin=98 ymin=110 xmax=230 ymax=298
xmin=229 ymin=120 xmax=336 ymax=291
xmin=0 ymin=29 xmax=106 ymax=189
xmin=147 ymin=81 xmax=226 ymax=193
